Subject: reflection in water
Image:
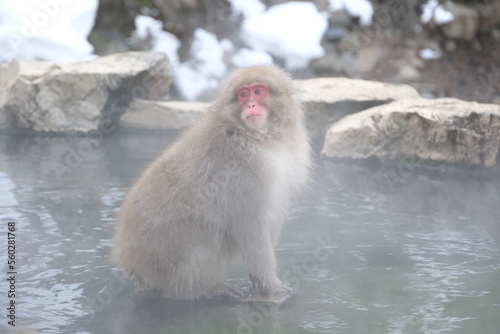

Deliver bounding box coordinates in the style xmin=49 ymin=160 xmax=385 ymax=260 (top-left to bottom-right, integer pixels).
xmin=0 ymin=132 xmax=499 ymax=334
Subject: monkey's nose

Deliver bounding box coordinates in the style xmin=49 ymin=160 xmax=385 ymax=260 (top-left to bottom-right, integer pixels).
xmin=248 ymin=102 xmax=256 ymax=108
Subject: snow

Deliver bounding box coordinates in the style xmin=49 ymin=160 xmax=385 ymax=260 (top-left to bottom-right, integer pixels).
xmin=232 ymin=48 xmax=273 ymax=68
xmin=157 ymin=0 xmax=372 ymax=98
xmin=419 ymin=48 xmax=441 ymax=59
xmin=174 ymin=28 xmax=229 ymax=100
xmin=134 ymin=15 xmax=180 ymax=66
xmin=184 ymin=29 xmax=227 ymax=78
xmin=230 ymin=0 xmax=266 ymax=19
xmin=220 ymin=39 xmax=235 ymax=53
xmin=0 ymin=0 xmax=98 ymax=63
xmin=134 ymin=16 xmax=273 ymax=100
xmin=421 ymin=0 xmax=454 ymax=25
xmin=0 ymin=0 xmax=362 ymax=100
xmin=329 ymin=0 xmax=373 ymax=26
xmin=135 ymin=17 xmax=230 ymax=100
xmin=239 ymin=1 xmax=328 ymax=70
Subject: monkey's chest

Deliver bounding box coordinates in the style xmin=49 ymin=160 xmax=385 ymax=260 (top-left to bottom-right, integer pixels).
xmin=265 ymin=148 xmax=297 ymax=199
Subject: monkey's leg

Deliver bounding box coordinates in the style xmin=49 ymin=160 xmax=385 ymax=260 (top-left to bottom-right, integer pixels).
xmin=237 ymin=231 xmax=293 ymax=296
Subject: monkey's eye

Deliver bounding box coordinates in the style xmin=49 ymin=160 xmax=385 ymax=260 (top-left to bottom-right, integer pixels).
xmin=255 ymin=89 xmax=262 ymax=95
xmin=240 ymin=92 xmax=249 ymax=98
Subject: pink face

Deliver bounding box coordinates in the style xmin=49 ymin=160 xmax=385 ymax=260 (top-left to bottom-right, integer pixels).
xmin=237 ymin=83 xmax=269 ymax=128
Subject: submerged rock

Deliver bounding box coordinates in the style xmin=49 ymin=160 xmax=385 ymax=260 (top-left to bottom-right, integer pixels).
xmin=0 ymin=51 xmax=171 ymax=133
xmin=322 ymin=98 xmax=500 ymax=169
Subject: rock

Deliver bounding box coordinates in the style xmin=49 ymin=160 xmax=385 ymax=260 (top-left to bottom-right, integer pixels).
xmin=158 ymin=0 xmax=233 ymax=40
xmin=442 ymin=0 xmax=479 ymax=41
xmin=357 ymin=47 xmax=385 ymax=73
xmin=322 ymin=98 xmax=500 ymax=169
xmin=421 ymin=0 xmax=500 ymax=41
xmin=325 ymin=26 xmax=348 ymax=42
xmin=478 ymin=0 xmax=500 ymax=33
xmin=0 ymin=60 xmax=20 ymax=129
xmin=297 ymin=77 xmax=420 ymax=145
xmin=310 ymin=46 xmax=348 ymax=76
xmin=121 ymin=77 xmax=420 ymax=137
xmin=328 ymin=9 xmax=352 ymax=28
xmin=398 ymin=64 xmax=420 ymax=81
xmin=91 ymin=0 xmax=139 ymax=55
xmin=121 ymin=99 xmax=208 ymax=130
xmin=1 ymin=51 xmax=171 ymax=133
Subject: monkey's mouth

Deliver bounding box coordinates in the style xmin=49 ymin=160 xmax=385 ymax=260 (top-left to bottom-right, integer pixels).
xmin=245 ymin=114 xmax=262 ymax=120
xmin=244 ymin=114 xmax=265 ymax=126
xmin=244 ymin=111 xmax=265 ymax=120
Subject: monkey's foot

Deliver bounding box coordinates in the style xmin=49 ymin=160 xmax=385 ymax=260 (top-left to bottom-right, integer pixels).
xmin=244 ymin=287 xmax=297 ymax=308
xmin=247 ymin=282 xmax=296 ymax=305
xmin=213 ymin=287 xmax=246 ymax=301
xmin=249 ymin=276 xmax=295 ymax=298
xmin=210 ymin=281 xmax=248 ymax=302
xmin=212 ymin=282 xmax=296 ymax=307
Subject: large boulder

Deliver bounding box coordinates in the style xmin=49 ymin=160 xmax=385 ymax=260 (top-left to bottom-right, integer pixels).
xmin=296 ymin=78 xmax=420 ymax=145
xmin=121 ymin=99 xmax=208 ymax=130
xmin=0 ymin=51 xmax=171 ymax=133
xmin=0 ymin=60 xmax=20 ymax=129
xmin=322 ymin=98 xmax=500 ymax=169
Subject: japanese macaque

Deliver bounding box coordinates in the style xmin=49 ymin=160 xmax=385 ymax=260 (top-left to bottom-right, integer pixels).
xmin=112 ymin=64 xmax=311 ymax=300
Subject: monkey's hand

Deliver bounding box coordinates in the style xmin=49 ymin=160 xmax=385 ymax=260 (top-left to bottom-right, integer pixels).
xmin=250 ymin=274 xmax=294 ymax=296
